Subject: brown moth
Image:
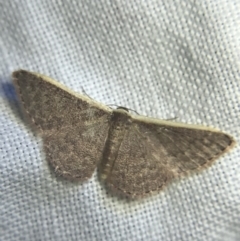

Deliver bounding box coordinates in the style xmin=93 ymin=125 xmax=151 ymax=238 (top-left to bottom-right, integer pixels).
xmin=13 ymin=70 xmax=236 ymax=198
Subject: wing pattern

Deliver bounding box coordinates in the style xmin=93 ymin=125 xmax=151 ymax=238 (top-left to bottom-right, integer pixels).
xmin=105 ymin=118 xmax=235 ymax=198
xmin=13 ymin=70 xmax=111 ymax=181
xmin=13 ymin=70 xmax=235 ymax=198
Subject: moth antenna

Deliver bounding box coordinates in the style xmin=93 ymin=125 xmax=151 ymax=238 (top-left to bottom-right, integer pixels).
xmin=80 ymin=86 xmax=92 ymax=99
xmin=165 ymin=116 xmax=178 ymax=121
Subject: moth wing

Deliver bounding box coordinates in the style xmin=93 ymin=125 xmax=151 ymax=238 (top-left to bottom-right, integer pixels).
xmin=104 ymin=115 xmax=235 ymax=198
xmin=13 ymin=70 xmax=111 ymax=181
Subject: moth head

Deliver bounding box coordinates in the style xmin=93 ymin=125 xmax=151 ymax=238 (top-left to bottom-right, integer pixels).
xmin=116 ymin=106 xmax=129 ymax=112
xmin=115 ymin=106 xmax=139 ymax=116
xmin=113 ymin=106 xmax=131 ymax=117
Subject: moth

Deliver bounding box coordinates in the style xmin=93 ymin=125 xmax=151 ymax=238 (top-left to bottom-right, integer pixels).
xmin=13 ymin=70 xmax=236 ymax=198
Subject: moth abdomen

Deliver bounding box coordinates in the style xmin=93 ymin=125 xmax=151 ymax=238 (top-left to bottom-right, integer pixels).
xmin=100 ymin=109 xmax=132 ymax=180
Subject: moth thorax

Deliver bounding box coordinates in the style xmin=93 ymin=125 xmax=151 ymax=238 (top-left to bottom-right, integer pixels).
xmin=112 ymin=108 xmax=132 ymax=126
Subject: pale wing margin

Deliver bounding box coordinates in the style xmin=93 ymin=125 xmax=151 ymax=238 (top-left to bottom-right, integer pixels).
xmin=106 ymin=114 xmax=235 ymax=198
xmin=132 ymin=115 xmax=235 ymax=176
xmin=13 ymin=69 xmax=112 ymax=181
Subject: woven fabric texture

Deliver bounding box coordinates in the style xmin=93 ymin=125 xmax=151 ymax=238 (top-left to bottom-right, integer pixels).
xmin=1 ymin=1 xmax=239 ymax=240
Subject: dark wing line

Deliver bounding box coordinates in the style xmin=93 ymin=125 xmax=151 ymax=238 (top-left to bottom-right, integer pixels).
xmin=165 ymin=127 xmax=233 ymax=156
xmin=162 ymin=129 xmax=207 ymax=160
xmin=159 ymin=130 xmax=202 ymax=168
xmin=161 ymin=128 xmax=214 ymax=166
xmin=133 ymin=122 xmax=200 ymax=168
xmin=131 ymin=124 xmax=169 ymax=164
